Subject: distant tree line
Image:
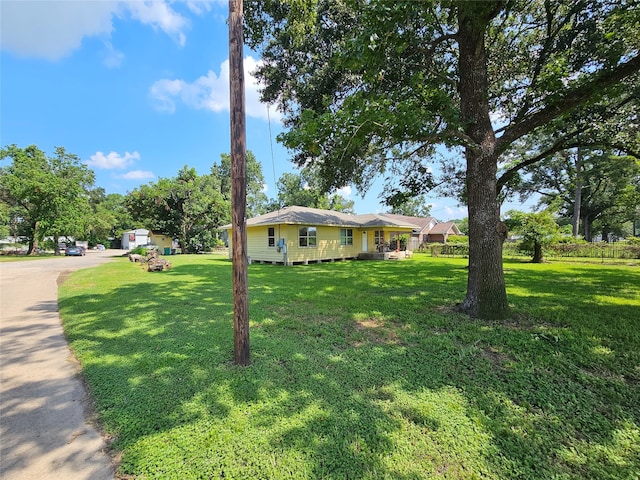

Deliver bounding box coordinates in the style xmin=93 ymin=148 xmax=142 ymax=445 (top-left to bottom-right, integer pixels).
xmin=3 ymin=143 xmax=635 ymax=256
xmin=0 ymin=145 xmax=358 ymax=254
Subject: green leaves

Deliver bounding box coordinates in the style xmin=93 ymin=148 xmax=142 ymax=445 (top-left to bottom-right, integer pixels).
xmin=0 ymin=144 xmax=95 ymax=252
xmin=125 ymin=166 xmax=227 ymax=253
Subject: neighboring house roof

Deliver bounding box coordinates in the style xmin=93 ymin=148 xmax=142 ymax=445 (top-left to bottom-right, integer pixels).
xmin=123 ymin=229 xmax=149 ymax=235
xmin=382 ymin=214 xmax=437 ymax=233
xmin=428 ymin=222 xmax=461 ymax=235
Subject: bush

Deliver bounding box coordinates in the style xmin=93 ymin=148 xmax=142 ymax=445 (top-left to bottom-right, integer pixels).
xmin=627 ymin=236 xmax=640 ymax=246
xmin=447 ymin=235 xmax=469 ymax=244
xmin=129 ymin=246 xmax=148 ymax=256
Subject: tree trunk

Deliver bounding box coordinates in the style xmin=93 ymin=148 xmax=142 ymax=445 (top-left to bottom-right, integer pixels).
xmin=456 ymin=4 xmax=509 ymax=319
xmin=572 ymin=148 xmax=582 ymax=237
xmin=582 ymin=215 xmax=593 ymax=242
xmin=54 ymin=234 xmax=61 ymax=256
xmin=178 ymin=237 xmax=188 ymax=253
xmin=28 ymin=221 xmax=41 ymax=255
xmin=532 ymin=241 xmax=544 ymax=263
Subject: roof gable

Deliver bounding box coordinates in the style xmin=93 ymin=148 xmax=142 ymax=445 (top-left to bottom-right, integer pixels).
xmin=428 ymin=222 xmax=461 ymax=235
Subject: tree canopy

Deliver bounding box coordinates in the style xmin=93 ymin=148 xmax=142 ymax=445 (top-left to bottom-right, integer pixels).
xmin=125 ymin=166 xmax=227 ymax=253
xmin=273 ymin=167 xmax=355 ymax=212
xmin=87 ymin=190 xmax=133 ymax=247
xmin=388 ymin=195 xmax=432 ymax=218
xmin=516 ymin=150 xmax=640 ymax=241
xmin=0 ymin=144 xmax=95 ymax=254
xmin=504 ymin=209 xmax=568 ymax=263
xmin=212 ymin=151 xmax=269 ymax=218
xmin=245 ymin=0 xmax=640 ymax=318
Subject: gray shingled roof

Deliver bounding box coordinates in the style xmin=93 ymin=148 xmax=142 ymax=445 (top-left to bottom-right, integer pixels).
xmin=222 ymin=206 xmax=420 ymax=229
xmin=382 ymin=213 xmax=437 ymax=231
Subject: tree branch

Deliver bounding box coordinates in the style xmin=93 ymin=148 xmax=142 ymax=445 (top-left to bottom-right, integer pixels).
xmin=496 ymin=130 xmax=585 ymax=190
xmin=496 ymin=54 xmax=640 ymax=155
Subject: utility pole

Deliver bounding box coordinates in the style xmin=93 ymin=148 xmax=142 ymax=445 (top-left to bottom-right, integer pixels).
xmin=228 ymin=0 xmax=250 ymax=366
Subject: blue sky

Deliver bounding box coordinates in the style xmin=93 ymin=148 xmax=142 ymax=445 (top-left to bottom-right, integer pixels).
xmin=1 ymin=1 xmax=536 ymax=220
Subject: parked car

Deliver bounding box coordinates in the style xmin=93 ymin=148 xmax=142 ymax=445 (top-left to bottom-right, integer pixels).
xmin=65 ymin=246 xmax=85 ymax=256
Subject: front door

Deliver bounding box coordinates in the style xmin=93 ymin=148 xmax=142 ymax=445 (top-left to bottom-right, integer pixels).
xmin=362 ymin=231 xmax=368 ymax=252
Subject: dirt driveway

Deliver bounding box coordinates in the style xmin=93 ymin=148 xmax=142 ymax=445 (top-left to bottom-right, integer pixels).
xmin=1 ymin=250 xmax=119 ymax=480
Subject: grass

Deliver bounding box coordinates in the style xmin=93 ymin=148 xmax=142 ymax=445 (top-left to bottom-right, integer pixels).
xmin=58 ymin=254 xmax=640 ymax=479
xmin=0 ymin=252 xmax=56 ymax=261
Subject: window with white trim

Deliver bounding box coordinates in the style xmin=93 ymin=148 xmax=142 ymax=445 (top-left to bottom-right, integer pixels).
xmin=340 ymin=228 xmax=353 ymax=246
xmin=298 ymin=226 xmax=317 ymax=247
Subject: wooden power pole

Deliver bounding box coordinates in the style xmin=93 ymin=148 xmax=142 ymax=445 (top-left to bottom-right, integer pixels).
xmin=228 ymin=0 xmax=250 ymax=366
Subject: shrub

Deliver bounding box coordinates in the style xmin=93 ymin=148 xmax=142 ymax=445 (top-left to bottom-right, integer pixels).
xmin=447 ymin=235 xmax=469 ymax=244
xmin=129 ymin=246 xmax=148 ymax=256
xmin=447 ymin=235 xmax=469 ymax=245
xmin=627 ymin=236 xmax=640 ymax=246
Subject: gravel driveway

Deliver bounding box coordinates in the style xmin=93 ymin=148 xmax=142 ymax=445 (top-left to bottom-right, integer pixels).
xmin=1 ymin=250 xmax=119 ymax=480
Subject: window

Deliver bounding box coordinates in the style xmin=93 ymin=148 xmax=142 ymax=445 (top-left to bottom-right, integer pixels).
xmin=374 ymin=230 xmax=384 ymax=246
xmin=268 ymin=227 xmax=275 ymax=247
xmin=298 ymin=226 xmax=317 ymax=247
xmin=340 ymin=228 xmax=353 ymax=246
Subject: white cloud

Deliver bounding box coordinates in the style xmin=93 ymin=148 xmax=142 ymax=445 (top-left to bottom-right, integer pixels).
xmin=444 ymin=206 xmax=467 ymax=219
xmin=149 ymin=79 xmax=187 ymax=113
xmin=336 ymin=186 xmax=352 ymax=197
xmin=0 ymin=1 xmax=196 ymax=61
xmin=87 ymin=151 xmax=141 ymax=170
xmin=149 ymin=56 xmax=282 ymax=123
xmin=126 ymin=1 xmax=188 ymax=47
xmin=0 ymin=1 xmax=117 ymax=61
xmin=185 ymin=1 xmax=218 ymax=16
xmin=103 ymin=41 xmax=125 ymax=68
xmin=117 ymin=170 xmax=156 ymax=180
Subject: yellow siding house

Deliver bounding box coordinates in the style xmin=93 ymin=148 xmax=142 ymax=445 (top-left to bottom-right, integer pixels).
xmin=223 ymin=206 xmax=419 ymax=265
xmin=148 ymin=232 xmax=173 ymax=253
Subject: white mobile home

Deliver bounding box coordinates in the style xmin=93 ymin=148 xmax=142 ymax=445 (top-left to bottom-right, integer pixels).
xmin=121 ymin=229 xmax=150 ymax=250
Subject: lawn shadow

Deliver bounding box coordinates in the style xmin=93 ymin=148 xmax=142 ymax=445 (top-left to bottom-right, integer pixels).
xmin=59 ymin=256 xmax=640 ymax=479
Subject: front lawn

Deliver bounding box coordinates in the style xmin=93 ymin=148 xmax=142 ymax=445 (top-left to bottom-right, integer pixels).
xmin=59 ymin=255 xmax=640 ymax=479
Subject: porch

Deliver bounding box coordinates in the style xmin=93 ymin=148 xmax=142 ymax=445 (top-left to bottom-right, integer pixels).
xmin=358 ymin=250 xmax=413 ymax=261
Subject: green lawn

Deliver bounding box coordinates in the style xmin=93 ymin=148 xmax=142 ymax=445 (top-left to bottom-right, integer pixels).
xmin=0 ymin=253 xmax=56 ymax=261
xmin=58 ymin=255 xmax=640 ymax=479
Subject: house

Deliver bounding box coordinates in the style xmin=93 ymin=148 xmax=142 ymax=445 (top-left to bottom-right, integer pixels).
xmin=222 ymin=206 xmax=458 ymax=265
xmin=382 ymin=214 xmax=437 ymax=250
xmin=148 ymin=232 xmax=174 ymax=253
xmin=424 ymin=222 xmax=462 ymax=243
xmin=121 ymin=229 xmax=149 ymax=250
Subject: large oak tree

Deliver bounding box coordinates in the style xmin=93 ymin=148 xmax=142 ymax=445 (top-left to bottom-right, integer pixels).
xmin=125 ymin=166 xmax=227 ymax=253
xmin=0 ymin=144 xmax=95 ymax=254
xmin=245 ymin=0 xmax=640 ymax=318
xmin=516 ymin=151 xmax=640 ymax=241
